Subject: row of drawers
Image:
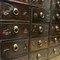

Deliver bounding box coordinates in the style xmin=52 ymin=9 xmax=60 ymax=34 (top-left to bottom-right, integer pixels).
xmin=0 ymin=23 xmax=60 ymax=39
xmin=0 ymin=1 xmax=50 ymax=23
xmin=1 ymin=0 xmax=60 ymax=23
xmin=0 ymin=40 xmax=60 ymax=60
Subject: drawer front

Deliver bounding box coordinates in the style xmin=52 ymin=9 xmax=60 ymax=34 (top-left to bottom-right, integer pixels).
xmin=30 ymin=37 xmax=48 ymax=51
xmin=51 ymin=0 xmax=60 ymax=23
xmin=29 ymin=49 xmax=48 ymax=60
xmin=1 ymin=39 xmax=28 ymax=59
xmin=52 ymin=10 xmax=60 ymax=23
xmin=2 ymin=2 xmax=30 ymax=22
xmin=50 ymin=24 xmax=60 ymax=35
xmin=31 ymin=23 xmax=49 ymax=38
xmin=49 ymin=36 xmax=60 ymax=47
xmin=48 ymin=45 xmax=60 ymax=58
xmin=1 ymin=23 xmax=29 ymax=39
xmin=32 ymin=7 xmax=47 ymax=23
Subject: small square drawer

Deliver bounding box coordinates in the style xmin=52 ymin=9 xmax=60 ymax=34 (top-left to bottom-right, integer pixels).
xmin=48 ymin=45 xmax=60 ymax=58
xmin=29 ymin=49 xmax=48 ymax=60
xmin=30 ymin=37 xmax=48 ymax=51
xmin=50 ymin=24 xmax=60 ymax=35
xmin=2 ymin=2 xmax=31 ymax=22
xmin=31 ymin=23 xmax=49 ymax=38
xmin=1 ymin=39 xmax=28 ymax=59
xmin=1 ymin=23 xmax=30 ymax=39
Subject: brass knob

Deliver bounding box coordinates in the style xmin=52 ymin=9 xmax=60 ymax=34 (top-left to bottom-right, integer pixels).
xmin=37 ymin=54 xmax=42 ymax=60
xmin=56 ymin=13 xmax=60 ymax=19
xmin=55 ymin=25 xmax=59 ymax=31
xmin=40 ymin=12 xmax=45 ymax=18
xmin=53 ymin=48 xmax=57 ymax=54
xmin=14 ymin=25 xmax=19 ymax=33
xmin=54 ymin=37 xmax=58 ymax=43
xmin=38 ymin=40 xmax=42 ymax=47
xmin=13 ymin=44 xmax=19 ymax=52
xmin=13 ymin=8 xmax=19 ymax=15
xmin=39 ymin=26 xmax=43 ymax=33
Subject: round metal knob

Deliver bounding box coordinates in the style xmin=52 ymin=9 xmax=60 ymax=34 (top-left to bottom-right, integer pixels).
xmin=13 ymin=44 xmax=19 ymax=52
xmin=13 ymin=8 xmax=19 ymax=15
xmin=37 ymin=54 xmax=42 ymax=60
xmin=14 ymin=25 xmax=19 ymax=33
xmin=37 ymin=54 xmax=41 ymax=57
xmin=38 ymin=40 xmax=42 ymax=47
xmin=56 ymin=13 xmax=60 ymax=19
xmin=53 ymin=48 xmax=57 ymax=54
xmin=40 ymin=12 xmax=45 ymax=18
xmin=39 ymin=26 xmax=43 ymax=33
xmin=55 ymin=25 xmax=59 ymax=31
xmin=57 ymin=1 xmax=60 ymax=7
xmin=54 ymin=37 xmax=58 ymax=43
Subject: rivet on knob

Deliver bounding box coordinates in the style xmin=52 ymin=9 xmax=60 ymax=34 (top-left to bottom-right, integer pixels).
xmin=13 ymin=8 xmax=19 ymax=15
xmin=14 ymin=25 xmax=19 ymax=33
xmin=13 ymin=44 xmax=19 ymax=52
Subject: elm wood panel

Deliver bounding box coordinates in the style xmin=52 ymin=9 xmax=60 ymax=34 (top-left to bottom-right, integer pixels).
xmin=2 ymin=2 xmax=30 ymax=22
xmin=1 ymin=39 xmax=28 ymax=59
xmin=1 ymin=24 xmax=30 ymax=39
